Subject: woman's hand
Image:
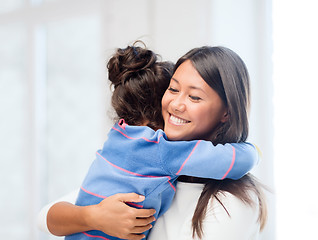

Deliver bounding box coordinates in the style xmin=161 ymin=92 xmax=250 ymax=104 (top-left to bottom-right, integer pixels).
xmin=85 ymin=193 xmax=156 ymax=240
xmin=47 ymin=193 xmax=156 ymax=240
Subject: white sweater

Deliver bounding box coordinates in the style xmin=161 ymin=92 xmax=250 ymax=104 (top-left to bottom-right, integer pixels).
xmin=148 ymin=182 xmax=260 ymax=240
xmin=38 ymin=182 xmax=260 ymax=239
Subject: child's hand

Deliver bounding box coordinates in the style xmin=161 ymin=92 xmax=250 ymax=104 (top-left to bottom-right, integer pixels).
xmin=85 ymin=193 xmax=156 ymax=240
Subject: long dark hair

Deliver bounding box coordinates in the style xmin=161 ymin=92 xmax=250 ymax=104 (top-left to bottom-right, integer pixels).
xmin=107 ymin=41 xmax=174 ymax=129
xmin=175 ymin=46 xmax=267 ymax=238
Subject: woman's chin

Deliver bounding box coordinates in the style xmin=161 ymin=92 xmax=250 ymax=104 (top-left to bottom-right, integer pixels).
xmin=164 ymin=131 xmax=188 ymax=141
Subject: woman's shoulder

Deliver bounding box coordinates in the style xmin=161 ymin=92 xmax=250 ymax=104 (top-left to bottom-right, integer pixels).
xmin=210 ymin=189 xmax=259 ymax=215
xmin=202 ymin=191 xmax=260 ymax=239
xmin=177 ymin=182 xmax=260 ymax=222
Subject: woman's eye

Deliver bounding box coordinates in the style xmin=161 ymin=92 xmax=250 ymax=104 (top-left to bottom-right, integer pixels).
xmin=168 ymin=87 xmax=178 ymax=93
xmin=190 ymin=95 xmax=201 ymax=101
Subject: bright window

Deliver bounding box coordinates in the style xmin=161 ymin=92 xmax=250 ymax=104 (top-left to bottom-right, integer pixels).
xmin=0 ymin=22 xmax=28 ymax=239
xmin=0 ymin=1 xmax=106 ymax=239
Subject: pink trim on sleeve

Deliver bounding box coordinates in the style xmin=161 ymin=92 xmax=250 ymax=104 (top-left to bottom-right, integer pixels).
xmin=175 ymin=140 xmax=201 ymax=175
xmin=82 ymin=232 xmax=110 ymax=239
xmin=221 ymin=145 xmax=236 ymax=179
xmin=126 ymin=202 xmax=144 ymax=208
xmin=80 ymin=186 xmax=106 ymax=199
xmin=80 ymin=186 xmax=144 ymax=208
xmin=96 ymin=152 xmax=176 ymax=191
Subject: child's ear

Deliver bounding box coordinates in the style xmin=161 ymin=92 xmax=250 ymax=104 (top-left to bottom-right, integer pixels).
xmin=220 ymin=110 xmax=229 ymax=123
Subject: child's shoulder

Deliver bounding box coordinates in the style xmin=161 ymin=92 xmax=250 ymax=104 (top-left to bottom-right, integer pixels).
xmin=112 ymin=121 xmax=166 ymax=142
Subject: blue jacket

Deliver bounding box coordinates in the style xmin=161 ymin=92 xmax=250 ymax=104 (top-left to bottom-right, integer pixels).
xmin=65 ymin=120 xmax=259 ymax=240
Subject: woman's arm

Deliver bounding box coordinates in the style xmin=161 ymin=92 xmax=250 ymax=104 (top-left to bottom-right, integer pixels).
xmin=40 ymin=192 xmax=156 ymax=240
xmin=37 ymin=189 xmax=78 ymax=233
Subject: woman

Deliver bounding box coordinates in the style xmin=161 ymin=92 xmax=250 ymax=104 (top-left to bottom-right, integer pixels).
xmin=149 ymin=46 xmax=267 ymax=239
xmin=38 ymin=46 xmax=266 ymax=240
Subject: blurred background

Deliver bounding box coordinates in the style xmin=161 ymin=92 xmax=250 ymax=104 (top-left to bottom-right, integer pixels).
xmin=1 ymin=0 xmax=318 ymax=239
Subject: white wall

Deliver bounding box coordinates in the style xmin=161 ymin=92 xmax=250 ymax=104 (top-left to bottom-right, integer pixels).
xmin=273 ymin=1 xmax=318 ymax=239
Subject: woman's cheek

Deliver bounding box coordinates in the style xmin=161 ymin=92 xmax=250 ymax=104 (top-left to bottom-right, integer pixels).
xmin=161 ymin=93 xmax=171 ymax=114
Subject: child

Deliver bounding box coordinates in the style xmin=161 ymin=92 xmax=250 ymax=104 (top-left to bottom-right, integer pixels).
xmin=65 ymin=42 xmax=259 ymax=240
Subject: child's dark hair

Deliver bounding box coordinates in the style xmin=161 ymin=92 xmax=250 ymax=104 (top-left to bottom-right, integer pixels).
xmin=107 ymin=42 xmax=174 ymax=130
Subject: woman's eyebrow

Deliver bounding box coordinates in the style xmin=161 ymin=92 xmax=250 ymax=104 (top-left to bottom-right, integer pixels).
xmin=172 ymin=77 xmax=207 ymax=95
xmin=171 ymin=77 xmax=179 ymax=83
xmin=189 ymin=85 xmax=204 ymax=91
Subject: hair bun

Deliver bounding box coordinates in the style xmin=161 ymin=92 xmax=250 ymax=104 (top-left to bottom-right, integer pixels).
xmin=107 ymin=44 xmax=157 ymax=87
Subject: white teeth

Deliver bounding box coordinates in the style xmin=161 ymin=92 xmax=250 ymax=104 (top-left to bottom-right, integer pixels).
xmin=170 ymin=115 xmax=189 ymax=125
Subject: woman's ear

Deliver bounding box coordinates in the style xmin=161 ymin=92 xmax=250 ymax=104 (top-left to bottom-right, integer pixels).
xmin=220 ymin=110 xmax=229 ymax=123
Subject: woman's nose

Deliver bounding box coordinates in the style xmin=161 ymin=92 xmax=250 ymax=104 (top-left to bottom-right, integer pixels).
xmin=171 ymin=96 xmax=186 ymax=113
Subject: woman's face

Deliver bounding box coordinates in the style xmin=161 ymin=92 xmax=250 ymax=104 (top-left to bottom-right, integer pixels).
xmin=162 ymin=60 xmax=228 ymax=141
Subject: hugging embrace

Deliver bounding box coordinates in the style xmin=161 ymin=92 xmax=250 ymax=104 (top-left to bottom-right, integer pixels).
xmin=38 ymin=41 xmax=267 ymax=240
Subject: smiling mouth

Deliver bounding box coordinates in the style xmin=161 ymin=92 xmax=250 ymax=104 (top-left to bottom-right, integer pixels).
xmin=169 ymin=114 xmax=190 ymax=125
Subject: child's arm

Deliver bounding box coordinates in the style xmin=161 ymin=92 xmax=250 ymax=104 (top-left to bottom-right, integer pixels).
xmin=38 ymin=192 xmax=155 ymax=239
xmin=162 ymin=140 xmax=259 ymax=180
